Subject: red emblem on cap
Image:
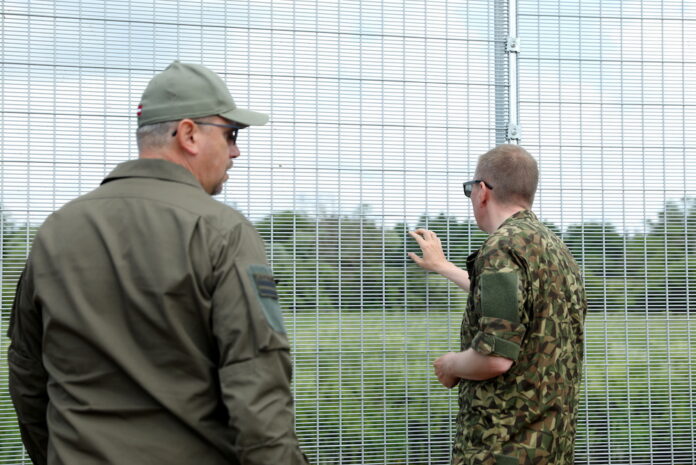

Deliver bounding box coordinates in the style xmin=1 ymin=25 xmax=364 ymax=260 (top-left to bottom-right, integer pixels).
xmin=137 ymin=104 xmax=142 ymax=116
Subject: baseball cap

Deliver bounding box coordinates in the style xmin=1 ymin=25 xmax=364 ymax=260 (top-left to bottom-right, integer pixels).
xmin=137 ymin=60 xmax=268 ymax=128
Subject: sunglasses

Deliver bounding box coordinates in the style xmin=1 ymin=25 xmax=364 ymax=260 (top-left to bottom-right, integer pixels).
xmin=172 ymin=121 xmax=244 ymax=144
xmin=462 ymin=179 xmax=494 ymax=198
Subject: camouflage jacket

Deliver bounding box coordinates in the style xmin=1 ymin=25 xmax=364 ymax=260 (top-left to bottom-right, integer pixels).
xmin=453 ymin=210 xmax=587 ymax=465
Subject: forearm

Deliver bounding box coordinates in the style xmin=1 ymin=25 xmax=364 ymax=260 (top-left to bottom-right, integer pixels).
xmin=434 ymin=262 xmax=470 ymax=292
xmin=441 ymin=349 xmax=513 ymax=381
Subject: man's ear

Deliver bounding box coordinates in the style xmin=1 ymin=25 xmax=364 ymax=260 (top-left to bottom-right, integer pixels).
xmin=478 ymin=182 xmax=491 ymax=206
xmin=174 ymin=119 xmax=200 ymax=155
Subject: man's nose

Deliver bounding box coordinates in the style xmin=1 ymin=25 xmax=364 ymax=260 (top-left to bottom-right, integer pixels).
xmin=230 ymin=144 xmax=241 ymax=159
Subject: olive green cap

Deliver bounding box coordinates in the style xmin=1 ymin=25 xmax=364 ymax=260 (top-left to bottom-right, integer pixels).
xmin=137 ymin=60 xmax=268 ymax=128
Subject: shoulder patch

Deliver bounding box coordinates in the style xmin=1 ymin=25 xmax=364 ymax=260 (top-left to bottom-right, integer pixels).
xmin=480 ymin=272 xmax=519 ymax=323
xmin=254 ymin=272 xmax=278 ymax=300
xmin=246 ymin=264 xmax=286 ymax=334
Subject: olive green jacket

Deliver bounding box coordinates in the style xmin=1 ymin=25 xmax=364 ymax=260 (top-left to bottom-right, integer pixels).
xmin=8 ymin=159 xmax=308 ymax=465
xmin=453 ymin=210 xmax=587 ymax=465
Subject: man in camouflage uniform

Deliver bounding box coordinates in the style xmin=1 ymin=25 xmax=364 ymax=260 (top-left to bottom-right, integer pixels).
xmin=409 ymin=144 xmax=586 ymax=465
xmin=8 ymin=61 xmax=308 ymax=464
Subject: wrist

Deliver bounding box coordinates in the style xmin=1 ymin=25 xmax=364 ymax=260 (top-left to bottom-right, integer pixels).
xmin=435 ymin=261 xmax=457 ymax=276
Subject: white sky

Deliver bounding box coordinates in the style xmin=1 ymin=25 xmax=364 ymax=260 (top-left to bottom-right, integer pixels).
xmin=1 ymin=0 xmax=695 ymax=235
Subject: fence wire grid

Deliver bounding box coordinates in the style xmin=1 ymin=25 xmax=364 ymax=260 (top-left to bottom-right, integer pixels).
xmin=1 ymin=1 xmax=695 ymax=464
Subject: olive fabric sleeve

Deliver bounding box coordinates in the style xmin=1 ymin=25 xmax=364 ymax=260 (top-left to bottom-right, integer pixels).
xmin=7 ymin=262 xmax=49 ymax=465
xmin=210 ymin=221 xmax=308 ymax=465
xmin=471 ymin=247 xmax=528 ymax=361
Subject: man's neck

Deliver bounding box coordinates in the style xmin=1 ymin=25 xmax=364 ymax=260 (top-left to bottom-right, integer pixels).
xmin=139 ymin=150 xmax=195 ymax=174
xmin=485 ymin=204 xmax=528 ymax=233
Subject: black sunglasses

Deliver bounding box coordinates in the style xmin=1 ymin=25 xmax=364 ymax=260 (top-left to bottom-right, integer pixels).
xmin=172 ymin=121 xmax=244 ymax=144
xmin=463 ymin=179 xmax=494 ymax=198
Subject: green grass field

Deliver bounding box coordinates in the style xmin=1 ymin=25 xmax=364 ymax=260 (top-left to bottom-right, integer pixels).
xmin=288 ymin=311 xmax=696 ymax=464
xmin=1 ymin=312 xmax=694 ymax=464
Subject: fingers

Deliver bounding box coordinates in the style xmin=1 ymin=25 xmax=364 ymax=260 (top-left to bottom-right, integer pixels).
xmin=408 ymin=230 xmax=425 ymax=244
xmin=435 ymin=369 xmax=458 ymax=389
xmin=433 ymin=354 xmax=458 ymax=388
xmin=407 ymin=252 xmax=422 ymax=265
xmin=444 ymin=377 xmax=459 ymax=389
xmin=436 ymin=372 xmax=457 ymax=389
xmin=409 ymin=230 xmax=446 ymax=272
xmin=411 ymin=229 xmax=437 ymax=240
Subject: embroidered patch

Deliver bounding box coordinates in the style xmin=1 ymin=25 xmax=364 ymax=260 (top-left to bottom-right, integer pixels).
xmin=246 ymin=264 xmax=286 ymax=334
xmin=254 ymin=273 xmax=278 ymax=300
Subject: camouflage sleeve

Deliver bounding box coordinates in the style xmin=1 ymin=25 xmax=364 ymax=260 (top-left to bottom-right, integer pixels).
xmin=471 ymin=244 xmax=528 ymax=360
xmin=471 ymin=316 xmax=526 ymax=360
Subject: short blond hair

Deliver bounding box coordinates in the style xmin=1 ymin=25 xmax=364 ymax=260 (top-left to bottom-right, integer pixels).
xmin=475 ymin=144 xmax=538 ymax=207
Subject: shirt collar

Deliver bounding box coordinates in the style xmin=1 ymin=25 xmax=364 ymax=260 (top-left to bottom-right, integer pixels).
xmin=102 ymin=159 xmax=203 ymax=191
xmin=499 ymin=209 xmax=537 ymax=228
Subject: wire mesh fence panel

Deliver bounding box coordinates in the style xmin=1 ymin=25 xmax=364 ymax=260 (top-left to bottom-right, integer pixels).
xmin=1 ymin=1 xmax=694 ymax=464
xmin=518 ymin=1 xmax=696 ymax=463
xmin=0 ymin=2 xmax=502 ymax=464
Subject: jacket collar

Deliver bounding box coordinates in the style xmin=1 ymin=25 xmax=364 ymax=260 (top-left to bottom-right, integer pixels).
xmin=102 ymin=158 xmax=203 ymax=191
xmin=498 ymin=209 xmax=537 ymax=229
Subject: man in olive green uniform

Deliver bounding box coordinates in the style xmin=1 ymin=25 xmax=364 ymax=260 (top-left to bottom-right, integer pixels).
xmin=409 ymin=145 xmax=586 ymax=465
xmin=8 ymin=61 xmax=308 ymax=465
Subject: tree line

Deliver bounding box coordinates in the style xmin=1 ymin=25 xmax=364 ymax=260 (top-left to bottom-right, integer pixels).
xmin=257 ymin=197 xmax=695 ymax=314
xmin=2 ymin=197 xmax=695 ymax=314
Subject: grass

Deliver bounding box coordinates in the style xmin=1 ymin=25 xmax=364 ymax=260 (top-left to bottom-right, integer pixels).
xmin=288 ymin=311 xmax=696 ymax=464
xmin=1 ymin=312 xmax=694 ymax=464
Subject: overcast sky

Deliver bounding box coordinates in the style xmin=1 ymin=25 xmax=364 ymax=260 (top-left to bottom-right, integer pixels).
xmin=1 ymin=0 xmax=694 ymax=235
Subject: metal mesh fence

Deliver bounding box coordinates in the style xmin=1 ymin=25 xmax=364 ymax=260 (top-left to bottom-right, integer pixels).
xmin=518 ymin=1 xmax=696 ymax=463
xmin=1 ymin=1 xmax=694 ymax=464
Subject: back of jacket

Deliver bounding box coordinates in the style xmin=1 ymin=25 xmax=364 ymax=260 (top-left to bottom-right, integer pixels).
xmin=8 ymin=159 xmax=307 ymax=465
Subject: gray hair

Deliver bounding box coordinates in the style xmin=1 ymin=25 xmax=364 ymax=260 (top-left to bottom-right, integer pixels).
xmin=475 ymin=144 xmax=539 ymax=208
xmin=136 ymin=120 xmax=179 ymax=152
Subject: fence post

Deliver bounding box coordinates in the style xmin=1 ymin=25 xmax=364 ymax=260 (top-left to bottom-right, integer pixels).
xmin=495 ymin=0 xmax=520 ymax=145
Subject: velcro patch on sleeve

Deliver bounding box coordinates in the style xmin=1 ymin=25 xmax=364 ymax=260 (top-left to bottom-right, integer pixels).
xmin=246 ymin=264 xmax=285 ymax=334
xmin=480 ymin=272 xmax=520 ymax=323
xmin=471 ymin=316 xmax=526 ymax=360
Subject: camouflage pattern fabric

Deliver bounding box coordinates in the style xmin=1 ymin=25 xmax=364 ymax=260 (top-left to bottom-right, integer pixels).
xmin=452 ymin=210 xmax=587 ymax=465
